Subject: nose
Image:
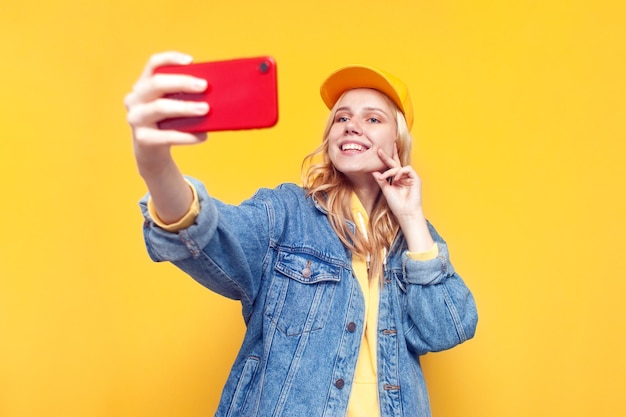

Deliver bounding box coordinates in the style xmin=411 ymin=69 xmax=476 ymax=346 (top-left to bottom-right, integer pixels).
xmin=345 ymin=119 xmax=362 ymax=135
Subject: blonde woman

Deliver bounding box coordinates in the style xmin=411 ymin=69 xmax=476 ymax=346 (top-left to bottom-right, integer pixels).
xmin=125 ymin=51 xmax=477 ymax=417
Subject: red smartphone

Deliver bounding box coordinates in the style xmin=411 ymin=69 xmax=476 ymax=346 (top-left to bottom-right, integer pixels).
xmin=154 ymin=56 xmax=278 ymax=132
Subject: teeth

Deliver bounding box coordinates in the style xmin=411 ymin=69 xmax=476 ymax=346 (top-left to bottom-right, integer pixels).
xmin=342 ymin=143 xmax=365 ymax=151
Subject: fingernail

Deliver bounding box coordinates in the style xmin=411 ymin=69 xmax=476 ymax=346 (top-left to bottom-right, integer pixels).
xmin=193 ymin=78 xmax=208 ymax=90
xmin=194 ymin=102 xmax=209 ymax=113
xmin=179 ymin=54 xmax=193 ymax=64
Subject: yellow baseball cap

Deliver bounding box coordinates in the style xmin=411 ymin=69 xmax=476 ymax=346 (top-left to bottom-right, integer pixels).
xmin=320 ymin=65 xmax=414 ymax=131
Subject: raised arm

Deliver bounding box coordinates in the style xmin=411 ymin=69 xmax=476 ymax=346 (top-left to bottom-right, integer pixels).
xmin=124 ymin=51 xmax=209 ymax=224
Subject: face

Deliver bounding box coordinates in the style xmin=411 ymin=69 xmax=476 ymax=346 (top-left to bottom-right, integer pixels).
xmin=327 ymin=88 xmax=398 ymax=184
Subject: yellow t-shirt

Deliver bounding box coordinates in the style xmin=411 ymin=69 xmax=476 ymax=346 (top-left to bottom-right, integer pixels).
xmin=347 ymin=194 xmax=382 ymax=417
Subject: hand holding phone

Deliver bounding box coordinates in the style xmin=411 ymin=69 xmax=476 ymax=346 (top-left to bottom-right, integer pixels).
xmin=154 ymin=56 xmax=278 ymax=132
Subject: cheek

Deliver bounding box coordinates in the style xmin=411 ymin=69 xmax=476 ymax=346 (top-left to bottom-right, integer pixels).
xmin=327 ymin=143 xmax=340 ymax=164
xmin=328 ymin=124 xmax=343 ymax=138
xmin=378 ymin=135 xmax=397 ymax=156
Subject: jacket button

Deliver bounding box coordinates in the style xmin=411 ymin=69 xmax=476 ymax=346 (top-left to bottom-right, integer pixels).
xmin=347 ymin=322 xmax=357 ymax=333
xmin=302 ymin=260 xmax=312 ymax=278
xmin=335 ymin=378 xmax=345 ymax=389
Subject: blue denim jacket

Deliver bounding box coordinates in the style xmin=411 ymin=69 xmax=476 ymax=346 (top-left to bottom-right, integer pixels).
xmin=139 ymin=178 xmax=478 ymax=417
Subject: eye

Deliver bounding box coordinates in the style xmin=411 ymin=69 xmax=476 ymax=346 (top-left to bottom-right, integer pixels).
xmin=335 ymin=115 xmax=349 ymax=123
xmin=367 ymin=117 xmax=381 ymax=123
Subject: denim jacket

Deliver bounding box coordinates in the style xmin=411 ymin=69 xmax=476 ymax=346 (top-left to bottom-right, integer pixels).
xmin=139 ymin=177 xmax=478 ymax=417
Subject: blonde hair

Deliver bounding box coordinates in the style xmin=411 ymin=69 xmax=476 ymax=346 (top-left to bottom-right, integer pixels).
xmin=301 ymin=91 xmax=413 ymax=281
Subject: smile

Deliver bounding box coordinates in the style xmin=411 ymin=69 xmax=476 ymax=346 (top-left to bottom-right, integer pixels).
xmin=340 ymin=142 xmax=369 ymax=152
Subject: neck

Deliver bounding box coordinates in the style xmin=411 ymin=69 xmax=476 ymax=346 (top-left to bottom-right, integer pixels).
xmin=352 ymin=181 xmax=381 ymax=216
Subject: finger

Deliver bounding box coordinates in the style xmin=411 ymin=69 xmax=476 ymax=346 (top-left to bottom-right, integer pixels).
xmin=127 ymin=97 xmax=209 ymax=127
xmin=377 ymin=147 xmax=400 ymax=169
xmin=133 ymin=125 xmax=208 ymax=147
xmin=125 ymin=73 xmax=207 ymax=109
xmin=141 ymin=51 xmax=193 ymax=79
xmin=125 ymin=52 xmax=204 ymax=109
xmin=374 ymin=168 xmax=400 ymax=188
xmin=392 ymin=142 xmax=401 ymax=164
xmin=392 ymin=166 xmax=419 ymax=184
xmin=372 ymin=171 xmax=390 ymax=188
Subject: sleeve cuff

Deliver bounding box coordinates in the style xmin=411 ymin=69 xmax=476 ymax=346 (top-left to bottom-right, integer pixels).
xmin=146 ymin=179 xmax=200 ymax=232
xmin=406 ymin=243 xmax=439 ymax=261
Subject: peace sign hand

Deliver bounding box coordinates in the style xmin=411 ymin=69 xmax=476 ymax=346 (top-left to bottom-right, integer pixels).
xmin=372 ymin=144 xmax=434 ymax=252
xmin=372 ymin=144 xmax=423 ymax=218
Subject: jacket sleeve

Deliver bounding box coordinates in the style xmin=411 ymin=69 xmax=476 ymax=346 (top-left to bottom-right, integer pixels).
xmin=399 ymin=222 xmax=478 ymax=355
xmin=139 ymin=177 xmax=272 ymax=321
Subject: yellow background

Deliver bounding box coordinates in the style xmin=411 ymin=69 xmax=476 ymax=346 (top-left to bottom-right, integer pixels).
xmin=1 ymin=0 xmax=625 ymax=416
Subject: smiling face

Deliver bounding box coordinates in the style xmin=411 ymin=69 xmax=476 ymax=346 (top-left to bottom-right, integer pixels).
xmin=327 ymin=88 xmax=399 ymax=185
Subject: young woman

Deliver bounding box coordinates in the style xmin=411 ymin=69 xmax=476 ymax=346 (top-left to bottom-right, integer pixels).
xmin=124 ymin=51 xmax=477 ymax=417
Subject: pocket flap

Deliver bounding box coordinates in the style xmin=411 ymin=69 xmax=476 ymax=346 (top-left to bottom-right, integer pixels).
xmin=275 ymin=251 xmax=341 ymax=284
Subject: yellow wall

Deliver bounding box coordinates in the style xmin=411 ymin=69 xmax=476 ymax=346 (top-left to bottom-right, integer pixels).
xmin=1 ymin=1 xmax=625 ymax=416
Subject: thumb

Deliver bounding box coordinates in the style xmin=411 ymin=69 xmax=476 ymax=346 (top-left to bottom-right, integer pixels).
xmin=372 ymin=171 xmax=392 ymax=188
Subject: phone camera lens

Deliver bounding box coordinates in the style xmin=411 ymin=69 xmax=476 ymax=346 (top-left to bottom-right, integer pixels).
xmin=259 ymin=61 xmax=270 ymax=74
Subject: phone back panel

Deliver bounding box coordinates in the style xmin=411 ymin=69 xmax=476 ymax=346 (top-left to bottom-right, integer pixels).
xmin=155 ymin=56 xmax=278 ymax=132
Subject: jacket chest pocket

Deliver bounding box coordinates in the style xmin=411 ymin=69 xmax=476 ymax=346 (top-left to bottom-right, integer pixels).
xmin=265 ymin=251 xmax=341 ymax=336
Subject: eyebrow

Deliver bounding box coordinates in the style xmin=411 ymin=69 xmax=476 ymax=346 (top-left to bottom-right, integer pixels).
xmin=335 ymin=106 xmax=389 ymax=114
